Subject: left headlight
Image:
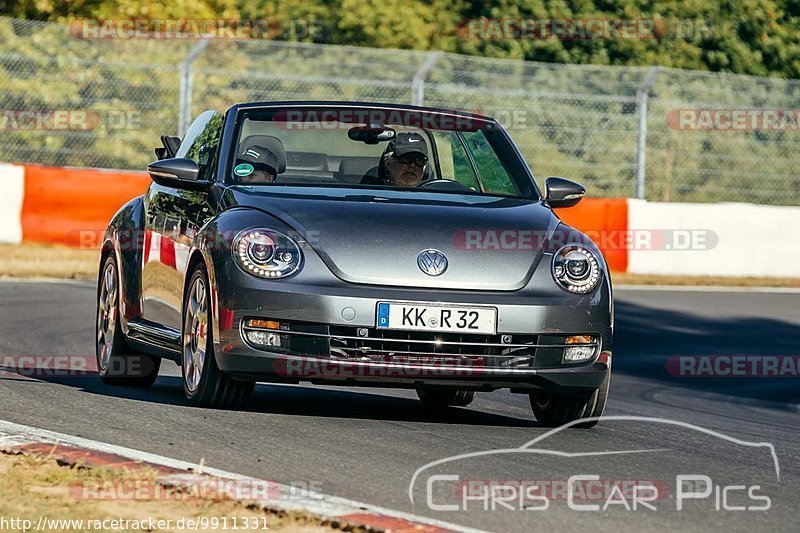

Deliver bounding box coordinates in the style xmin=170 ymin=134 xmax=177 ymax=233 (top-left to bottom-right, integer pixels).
xmin=551 ymin=245 xmax=602 ymax=294
xmin=233 ymin=229 xmax=302 ymax=279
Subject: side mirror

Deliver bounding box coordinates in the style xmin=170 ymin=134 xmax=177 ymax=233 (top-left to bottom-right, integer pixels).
xmin=147 ymin=158 xmax=209 ymax=190
xmin=545 ymin=177 xmax=585 ymax=208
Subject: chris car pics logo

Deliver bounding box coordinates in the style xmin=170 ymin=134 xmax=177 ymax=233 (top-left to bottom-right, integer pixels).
xmin=408 ymin=416 xmax=778 ymax=513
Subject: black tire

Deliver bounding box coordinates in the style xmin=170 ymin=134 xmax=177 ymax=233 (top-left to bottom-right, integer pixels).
xmin=417 ymin=388 xmax=476 ymax=409
xmin=181 ymin=263 xmax=254 ymax=409
xmin=96 ymin=254 xmax=161 ymax=387
xmin=529 ymin=372 xmax=610 ymax=428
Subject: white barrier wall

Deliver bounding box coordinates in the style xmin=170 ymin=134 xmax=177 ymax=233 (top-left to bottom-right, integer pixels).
xmin=627 ymin=199 xmax=800 ymax=278
xmin=0 ymin=164 xmax=24 ymax=244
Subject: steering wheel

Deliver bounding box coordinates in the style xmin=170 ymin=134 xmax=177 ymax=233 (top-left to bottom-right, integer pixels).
xmin=417 ymin=179 xmax=473 ymax=192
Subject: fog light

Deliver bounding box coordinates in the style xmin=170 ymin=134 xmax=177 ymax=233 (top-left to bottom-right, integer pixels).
xmin=245 ymin=329 xmax=282 ymax=347
xmin=563 ymin=335 xmax=597 ymax=362
xmin=246 ymin=319 xmax=281 ymax=329
xmin=243 ymin=319 xmax=284 ymax=347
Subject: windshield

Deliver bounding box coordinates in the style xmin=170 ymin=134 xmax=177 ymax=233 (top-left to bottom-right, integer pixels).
xmin=229 ymin=106 xmax=538 ymax=199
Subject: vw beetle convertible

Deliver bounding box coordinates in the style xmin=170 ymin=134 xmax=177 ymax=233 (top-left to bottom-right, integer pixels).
xmin=96 ymin=102 xmax=612 ymax=427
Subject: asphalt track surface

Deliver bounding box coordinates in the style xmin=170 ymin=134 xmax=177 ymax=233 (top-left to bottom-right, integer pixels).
xmin=1 ymin=280 xmax=798 ymax=532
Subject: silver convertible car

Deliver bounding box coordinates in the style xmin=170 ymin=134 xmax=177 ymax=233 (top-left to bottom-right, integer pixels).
xmin=96 ymin=102 xmax=612 ymax=427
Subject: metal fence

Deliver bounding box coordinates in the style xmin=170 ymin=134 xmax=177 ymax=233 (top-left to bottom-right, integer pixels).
xmin=1 ymin=17 xmax=799 ymax=204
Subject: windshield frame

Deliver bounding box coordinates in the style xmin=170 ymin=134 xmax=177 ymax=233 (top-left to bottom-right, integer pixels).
xmin=223 ymin=102 xmax=542 ymax=200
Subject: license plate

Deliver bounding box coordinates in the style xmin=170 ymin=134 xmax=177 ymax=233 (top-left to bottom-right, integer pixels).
xmin=376 ymin=302 xmax=497 ymax=334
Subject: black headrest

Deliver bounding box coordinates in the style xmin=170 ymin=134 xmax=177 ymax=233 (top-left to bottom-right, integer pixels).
xmin=286 ymin=151 xmax=327 ymax=171
xmin=239 ymin=135 xmax=287 ymax=173
xmin=338 ymin=157 xmax=378 ymax=176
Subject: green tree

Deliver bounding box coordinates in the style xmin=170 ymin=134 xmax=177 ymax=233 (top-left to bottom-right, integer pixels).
xmin=2 ymin=0 xmax=799 ymax=77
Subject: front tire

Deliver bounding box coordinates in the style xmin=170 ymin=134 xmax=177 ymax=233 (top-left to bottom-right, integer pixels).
xmin=529 ymin=372 xmax=610 ymax=428
xmin=182 ymin=263 xmax=254 ymax=409
xmin=96 ymin=254 xmax=160 ymax=387
xmin=417 ymin=388 xmax=476 ymax=410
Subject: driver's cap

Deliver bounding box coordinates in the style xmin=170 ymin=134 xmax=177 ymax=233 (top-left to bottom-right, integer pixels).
xmin=389 ymin=132 xmax=428 ymax=158
xmin=237 ymin=145 xmax=279 ymax=175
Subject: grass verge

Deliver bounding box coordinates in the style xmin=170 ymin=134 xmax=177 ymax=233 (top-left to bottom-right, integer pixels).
xmin=0 ymin=450 xmax=339 ymax=532
xmin=611 ymin=272 xmax=800 ymax=288
xmin=0 ymin=243 xmax=99 ymax=281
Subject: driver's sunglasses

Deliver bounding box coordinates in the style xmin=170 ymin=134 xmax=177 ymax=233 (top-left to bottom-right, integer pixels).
xmin=396 ymin=154 xmax=428 ymax=167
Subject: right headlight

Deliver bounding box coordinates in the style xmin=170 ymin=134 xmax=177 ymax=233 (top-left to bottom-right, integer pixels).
xmin=551 ymin=245 xmax=602 ymax=294
xmin=233 ymin=228 xmax=303 ymax=279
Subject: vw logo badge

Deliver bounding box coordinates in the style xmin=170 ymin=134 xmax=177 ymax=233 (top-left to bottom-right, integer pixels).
xmin=417 ymin=249 xmax=448 ymax=276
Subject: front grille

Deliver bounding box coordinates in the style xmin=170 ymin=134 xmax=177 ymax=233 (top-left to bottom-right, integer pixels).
xmin=241 ymin=319 xmax=600 ymax=370
xmin=328 ymin=327 xmax=538 ymax=368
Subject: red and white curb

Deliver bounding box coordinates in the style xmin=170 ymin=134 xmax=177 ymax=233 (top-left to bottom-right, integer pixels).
xmin=0 ymin=419 xmax=481 ymax=533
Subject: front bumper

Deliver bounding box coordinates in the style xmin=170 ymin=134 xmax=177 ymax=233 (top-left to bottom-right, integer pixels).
xmin=217 ymin=350 xmax=611 ymax=393
xmin=212 ymin=263 xmax=612 ymax=393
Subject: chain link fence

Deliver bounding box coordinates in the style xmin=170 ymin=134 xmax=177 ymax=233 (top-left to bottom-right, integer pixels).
xmin=1 ymin=17 xmax=798 ymax=204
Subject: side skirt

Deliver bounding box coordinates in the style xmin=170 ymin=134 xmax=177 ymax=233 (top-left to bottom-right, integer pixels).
xmin=126 ymin=319 xmax=182 ymax=362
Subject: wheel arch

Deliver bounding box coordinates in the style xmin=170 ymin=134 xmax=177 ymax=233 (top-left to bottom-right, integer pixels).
xmin=99 ymin=195 xmax=146 ymax=334
xmin=182 ymin=247 xmax=223 ymax=352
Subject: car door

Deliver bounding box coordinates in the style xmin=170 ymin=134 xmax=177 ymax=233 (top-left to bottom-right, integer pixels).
xmin=141 ymin=110 xmax=224 ymax=332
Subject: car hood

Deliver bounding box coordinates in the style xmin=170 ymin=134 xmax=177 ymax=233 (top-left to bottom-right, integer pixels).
xmin=225 ymin=186 xmax=559 ymax=290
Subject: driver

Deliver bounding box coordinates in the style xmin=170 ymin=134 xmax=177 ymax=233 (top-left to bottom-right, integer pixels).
xmin=382 ymin=132 xmax=429 ymax=187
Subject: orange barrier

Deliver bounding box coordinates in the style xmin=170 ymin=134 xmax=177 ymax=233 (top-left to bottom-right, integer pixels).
xmin=555 ymin=198 xmax=629 ymax=272
xmin=21 ymin=165 xmax=149 ymax=247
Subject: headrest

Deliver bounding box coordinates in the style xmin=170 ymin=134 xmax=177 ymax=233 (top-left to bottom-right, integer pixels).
xmin=338 ymin=157 xmax=378 ymax=176
xmin=286 ymin=151 xmax=327 ymax=171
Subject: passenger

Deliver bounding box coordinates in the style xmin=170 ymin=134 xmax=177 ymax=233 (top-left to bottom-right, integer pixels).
xmin=234 ymin=144 xmax=280 ymax=184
